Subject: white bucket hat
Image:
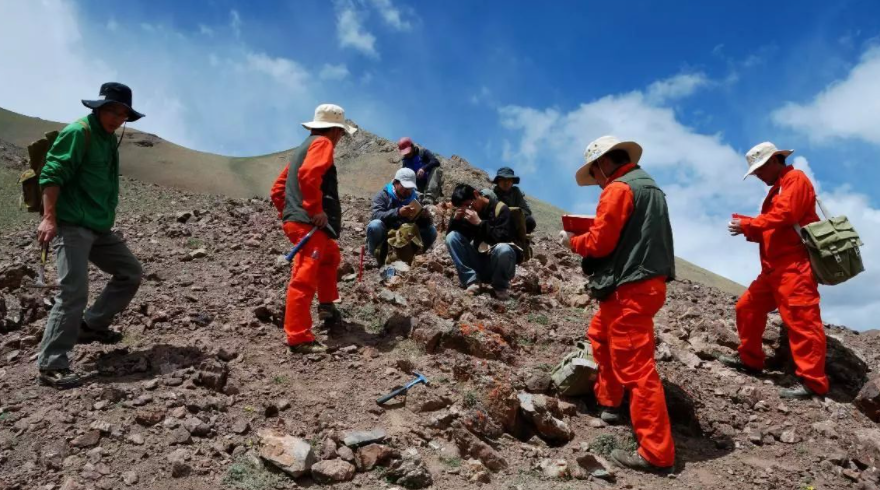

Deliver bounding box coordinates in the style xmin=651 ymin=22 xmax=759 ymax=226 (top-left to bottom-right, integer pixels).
xmin=302 ymin=103 xmax=357 ymax=135
xmin=575 ymin=135 xmax=643 ymax=186
xmin=394 ymin=168 xmax=418 ymax=189
xmin=742 ymin=142 xmax=793 ymax=180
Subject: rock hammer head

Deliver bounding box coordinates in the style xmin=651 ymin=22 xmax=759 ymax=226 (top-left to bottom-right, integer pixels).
xmin=411 ymin=372 xmax=429 ymax=387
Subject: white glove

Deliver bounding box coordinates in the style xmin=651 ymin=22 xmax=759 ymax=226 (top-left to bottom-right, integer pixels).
xmin=558 ymin=230 xmax=574 ymax=250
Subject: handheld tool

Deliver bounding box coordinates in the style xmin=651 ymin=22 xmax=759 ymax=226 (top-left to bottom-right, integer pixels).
xmin=284 ymin=208 xmax=347 ymax=262
xmin=376 ymin=372 xmax=429 ymax=405
xmin=285 ymin=226 xmax=318 ymax=262
xmin=27 ymin=242 xmax=58 ymax=289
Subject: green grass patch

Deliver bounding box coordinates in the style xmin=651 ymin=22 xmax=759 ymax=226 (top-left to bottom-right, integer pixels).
xmin=271 ymin=375 xmax=289 ymax=385
xmin=528 ymin=313 xmax=549 ymax=326
xmin=185 ymin=237 xmax=205 ymax=249
xmin=222 ymin=457 xmax=286 ymax=490
xmin=462 ymin=391 xmax=478 ymax=408
xmin=588 ymin=434 xmax=638 ymax=457
xmin=440 ymin=456 xmax=462 ymax=468
xmin=340 ymin=303 xmax=386 ymax=334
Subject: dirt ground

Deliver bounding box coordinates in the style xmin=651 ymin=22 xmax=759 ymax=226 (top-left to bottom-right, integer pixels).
xmin=2 ymin=140 xmax=880 ymax=490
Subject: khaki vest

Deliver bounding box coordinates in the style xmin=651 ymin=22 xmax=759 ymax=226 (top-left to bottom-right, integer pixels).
xmin=588 ymin=167 xmax=675 ymax=300
xmin=282 ymin=135 xmax=342 ymax=238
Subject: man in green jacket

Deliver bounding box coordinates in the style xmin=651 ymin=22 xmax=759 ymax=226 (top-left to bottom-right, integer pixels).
xmin=35 ymin=82 xmax=145 ymax=389
xmin=492 ymin=167 xmax=536 ymax=233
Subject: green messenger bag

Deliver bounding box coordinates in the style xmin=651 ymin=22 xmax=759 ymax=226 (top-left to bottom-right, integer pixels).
xmin=796 ymin=197 xmax=865 ymax=286
xmin=550 ymin=341 xmax=599 ymax=396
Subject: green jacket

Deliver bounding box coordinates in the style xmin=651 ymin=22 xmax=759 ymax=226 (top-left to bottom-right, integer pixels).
xmin=39 ymin=114 xmax=120 ymax=232
xmin=588 ymin=167 xmax=676 ymax=300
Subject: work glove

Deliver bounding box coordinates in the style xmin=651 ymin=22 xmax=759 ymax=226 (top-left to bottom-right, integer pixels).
xmin=558 ymin=230 xmax=574 ymax=251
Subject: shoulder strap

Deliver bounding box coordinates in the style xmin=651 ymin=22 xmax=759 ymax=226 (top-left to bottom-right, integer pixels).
xmin=794 ymin=195 xmax=831 ymax=244
xmin=495 ymin=201 xmax=506 ymax=217
xmin=816 ymin=196 xmax=831 ymax=220
xmin=76 ymin=119 xmax=91 ymax=158
xmin=77 ymin=119 xmax=91 ymax=147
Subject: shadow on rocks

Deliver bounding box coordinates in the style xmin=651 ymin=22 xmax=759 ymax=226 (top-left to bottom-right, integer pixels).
xmin=325 ymin=317 xmax=407 ymax=354
xmin=767 ymin=326 xmax=868 ymax=403
xmin=663 ymin=381 xmax=735 ymax=470
xmin=86 ymin=344 xmax=207 ymax=383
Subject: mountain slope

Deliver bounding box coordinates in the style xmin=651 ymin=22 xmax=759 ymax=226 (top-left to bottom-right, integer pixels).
xmin=0 ymin=106 xmax=744 ymax=295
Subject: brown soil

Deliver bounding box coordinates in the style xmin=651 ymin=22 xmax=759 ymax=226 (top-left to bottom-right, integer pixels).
xmin=1 ymin=135 xmax=878 ymax=490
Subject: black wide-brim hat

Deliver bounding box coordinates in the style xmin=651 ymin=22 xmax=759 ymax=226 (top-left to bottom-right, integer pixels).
xmin=493 ymin=166 xmax=520 ymax=184
xmin=81 ymin=82 xmax=144 ymax=122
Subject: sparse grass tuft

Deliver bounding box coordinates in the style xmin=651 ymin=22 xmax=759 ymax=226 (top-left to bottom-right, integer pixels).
xmin=528 ymin=313 xmax=549 ymax=326
xmin=462 ymin=391 xmax=479 ymax=408
xmin=588 ymin=434 xmax=637 ymax=457
xmin=440 ymin=456 xmax=462 ymax=468
xmin=185 ymin=237 xmax=205 ymax=249
xmin=222 ymin=457 xmax=285 ymax=490
xmin=271 ymin=375 xmax=289 ymax=385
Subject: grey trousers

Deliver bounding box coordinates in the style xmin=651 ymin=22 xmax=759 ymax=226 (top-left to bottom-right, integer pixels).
xmin=418 ymin=167 xmax=444 ymax=204
xmin=37 ymin=224 xmax=143 ymax=371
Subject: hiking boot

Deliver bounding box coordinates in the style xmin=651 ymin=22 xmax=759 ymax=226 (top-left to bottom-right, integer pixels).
xmin=318 ymin=303 xmax=342 ymax=327
xmin=492 ymin=288 xmax=511 ymax=301
xmin=610 ymin=449 xmax=673 ymax=474
xmin=599 ymin=406 xmax=623 ymax=425
xmin=465 ymin=282 xmax=481 ymax=296
xmin=77 ymin=322 xmax=123 ymax=345
xmin=288 ymin=341 xmax=328 ymax=355
xmin=39 ymin=368 xmax=83 ymax=389
xmin=779 ymin=383 xmax=814 ymax=400
xmin=716 ymin=353 xmax=761 ymax=374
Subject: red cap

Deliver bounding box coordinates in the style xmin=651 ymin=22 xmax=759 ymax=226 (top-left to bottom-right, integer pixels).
xmin=398 ymin=137 xmax=414 ymax=156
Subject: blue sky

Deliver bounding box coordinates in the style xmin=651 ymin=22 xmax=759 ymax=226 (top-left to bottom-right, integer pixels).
xmin=2 ymin=0 xmax=880 ymax=330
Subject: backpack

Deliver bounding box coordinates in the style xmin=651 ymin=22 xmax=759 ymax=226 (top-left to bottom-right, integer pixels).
xmin=494 ymin=201 xmax=533 ymax=263
xmin=19 ymin=120 xmax=90 ymax=213
xmin=549 ymin=341 xmax=599 ymax=396
xmin=796 ymin=197 xmax=865 ymax=286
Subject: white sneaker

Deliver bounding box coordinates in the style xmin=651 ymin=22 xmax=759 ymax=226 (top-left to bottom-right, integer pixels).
xmin=465 ymin=283 xmax=481 ymax=295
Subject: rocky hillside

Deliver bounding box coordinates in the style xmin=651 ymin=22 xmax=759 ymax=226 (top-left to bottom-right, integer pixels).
xmin=0 ymin=106 xmax=746 ymax=296
xmin=2 ymin=138 xmax=880 ymax=490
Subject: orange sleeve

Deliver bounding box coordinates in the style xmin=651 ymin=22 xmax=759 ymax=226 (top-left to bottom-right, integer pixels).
xmin=270 ymin=164 xmax=289 ymax=217
xmin=298 ymin=137 xmax=334 ymax=216
xmin=571 ymin=182 xmax=634 ymax=258
xmin=741 ymin=173 xmax=814 ymax=235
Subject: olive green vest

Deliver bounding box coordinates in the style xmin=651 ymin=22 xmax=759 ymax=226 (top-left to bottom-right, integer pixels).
xmin=588 ymin=167 xmax=675 ymax=300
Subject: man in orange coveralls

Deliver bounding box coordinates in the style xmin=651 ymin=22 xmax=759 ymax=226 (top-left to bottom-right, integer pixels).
xmin=720 ymin=142 xmax=829 ymax=399
xmin=560 ymin=135 xmax=676 ymax=473
xmin=270 ymin=104 xmax=355 ymax=354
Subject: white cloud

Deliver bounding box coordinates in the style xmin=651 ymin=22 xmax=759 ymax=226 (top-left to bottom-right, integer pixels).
xmin=198 ymin=24 xmax=214 ymax=36
xmin=370 ymin=0 xmax=411 ymax=31
xmin=319 ymin=63 xmax=350 ymax=81
xmin=230 ymin=9 xmax=241 ymax=38
xmin=498 ymin=82 xmax=880 ymax=331
xmin=772 ymin=46 xmax=880 ymax=145
xmin=0 ymin=0 xmax=390 ymax=157
xmin=336 ymin=2 xmax=379 ymax=58
xmin=244 ymin=52 xmax=311 ymax=93
xmin=645 ymin=72 xmax=709 ymax=104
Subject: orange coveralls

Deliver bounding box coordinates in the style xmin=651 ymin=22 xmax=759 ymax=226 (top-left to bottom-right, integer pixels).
xmin=570 ymin=163 xmax=675 ymax=468
xmin=270 ymin=138 xmax=341 ymax=346
xmin=737 ymin=166 xmax=829 ymax=394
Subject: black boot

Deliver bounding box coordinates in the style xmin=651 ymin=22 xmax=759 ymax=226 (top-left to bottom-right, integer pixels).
xmin=77 ymin=322 xmax=123 ymax=345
